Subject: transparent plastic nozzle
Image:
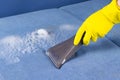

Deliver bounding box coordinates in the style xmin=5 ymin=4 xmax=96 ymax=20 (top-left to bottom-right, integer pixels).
xmin=46 ymin=36 xmax=83 ymax=69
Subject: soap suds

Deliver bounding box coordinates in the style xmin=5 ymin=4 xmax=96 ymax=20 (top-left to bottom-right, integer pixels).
xmin=0 ymin=36 xmax=23 ymax=64
xmin=0 ymin=29 xmax=51 ymax=64
xmin=0 ymin=25 xmax=76 ymax=64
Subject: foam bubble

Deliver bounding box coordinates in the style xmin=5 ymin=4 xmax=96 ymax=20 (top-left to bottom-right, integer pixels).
xmin=37 ymin=29 xmax=49 ymax=37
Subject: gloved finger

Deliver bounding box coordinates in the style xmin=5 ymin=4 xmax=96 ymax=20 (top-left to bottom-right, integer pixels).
xmin=98 ymin=32 xmax=105 ymax=38
xmin=91 ymin=33 xmax=98 ymax=42
xmin=83 ymin=31 xmax=91 ymax=46
xmin=74 ymin=26 xmax=85 ymax=46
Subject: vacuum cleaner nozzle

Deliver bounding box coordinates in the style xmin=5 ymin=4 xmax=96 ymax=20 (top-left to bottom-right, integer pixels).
xmin=46 ymin=36 xmax=83 ymax=69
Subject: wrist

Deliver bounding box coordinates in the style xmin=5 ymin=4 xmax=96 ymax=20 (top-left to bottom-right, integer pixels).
xmin=100 ymin=0 xmax=120 ymax=24
xmin=118 ymin=0 xmax=120 ymax=6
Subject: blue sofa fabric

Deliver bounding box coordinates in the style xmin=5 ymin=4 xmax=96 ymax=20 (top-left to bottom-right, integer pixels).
xmin=0 ymin=9 xmax=81 ymax=38
xmin=106 ymin=24 xmax=120 ymax=47
xmin=0 ymin=37 xmax=120 ymax=80
xmin=0 ymin=0 xmax=120 ymax=80
xmin=60 ymin=0 xmax=111 ymax=21
xmin=0 ymin=9 xmax=83 ymax=80
xmin=0 ymin=0 xmax=86 ymax=18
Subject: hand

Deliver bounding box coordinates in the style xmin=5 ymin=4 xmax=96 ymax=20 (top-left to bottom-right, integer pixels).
xmin=74 ymin=0 xmax=120 ymax=46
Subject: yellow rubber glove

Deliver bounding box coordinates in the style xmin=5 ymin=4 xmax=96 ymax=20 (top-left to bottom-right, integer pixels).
xmin=74 ymin=0 xmax=120 ymax=46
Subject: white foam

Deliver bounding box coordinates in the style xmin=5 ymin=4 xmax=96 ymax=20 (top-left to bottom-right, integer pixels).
xmin=37 ymin=29 xmax=49 ymax=37
xmin=0 ymin=29 xmax=51 ymax=64
xmin=0 ymin=26 xmax=76 ymax=64
xmin=0 ymin=36 xmax=23 ymax=64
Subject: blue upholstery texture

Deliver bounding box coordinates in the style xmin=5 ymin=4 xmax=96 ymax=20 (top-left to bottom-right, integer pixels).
xmin=0 ymin=0 xmax=86 ymax=18
xmin=0 ymin=9 xmax=81 ymax=38
xmin=60 ymin=0 xmax=111 ymax=21
xmin=0 ymin=0 xmax=120 ymax=80
xmin=0 ymin=9 xmax=83 ymax=80
xmin=106 ymin=24 xmax=120 ymax=47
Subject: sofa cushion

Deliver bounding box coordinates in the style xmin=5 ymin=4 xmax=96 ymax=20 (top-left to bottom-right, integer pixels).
xmin=0 ymin=0 xmax=86 ymax=18
xmin=60 ymin=0 xmax=111 ymax=21
xmin=0 ymin=37 xmax=120 ymax=80
xmin=0 ymin=8 xmax=82 ymax=80
xmin=0 ymin=4 xmax=120 ymax=80
xmin=0 ymin=9 xmax=82 ymax=38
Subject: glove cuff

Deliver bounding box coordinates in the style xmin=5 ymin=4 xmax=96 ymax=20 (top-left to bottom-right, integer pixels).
xmin=100 ymin=0 xmax=120 ymax=24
